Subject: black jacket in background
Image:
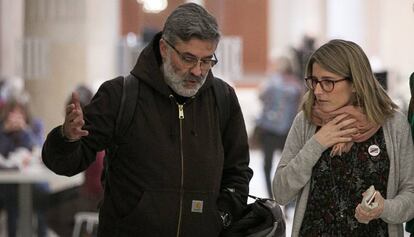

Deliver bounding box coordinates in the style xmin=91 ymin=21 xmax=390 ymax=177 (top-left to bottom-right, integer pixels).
xmin=42 ymin=32 xmax=253 ymax=237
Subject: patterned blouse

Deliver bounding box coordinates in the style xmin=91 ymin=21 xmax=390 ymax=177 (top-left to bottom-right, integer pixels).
xmin=299 ymin=128 xmax=389 ymax=237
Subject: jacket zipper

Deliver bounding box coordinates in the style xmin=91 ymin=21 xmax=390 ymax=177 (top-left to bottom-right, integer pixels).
xmin=176 ymin=103 xmax=185 ymax=237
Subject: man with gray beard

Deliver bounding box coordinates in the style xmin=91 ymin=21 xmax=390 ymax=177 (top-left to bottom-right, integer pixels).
xmin=42 ymin=3 xmax=253 ymax=237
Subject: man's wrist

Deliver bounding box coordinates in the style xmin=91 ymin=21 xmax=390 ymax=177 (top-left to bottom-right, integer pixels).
xmin=60 ymin=125 xmax=80 ymax=142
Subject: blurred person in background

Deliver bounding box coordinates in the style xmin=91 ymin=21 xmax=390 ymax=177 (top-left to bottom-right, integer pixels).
xmin=255 ymin=56 xmax=302 ymax=199
xmin=292 ymin=35 xmax=316 ymax=79
xmin=0 ymin=97 xmax=48 ymax=237
xmin=0 ymin=99 xmax=38 ymax=157
xmin=0 ymin=77 xmax=44 ymax=145
xmin=273 ymin=39 xmax=414 ymax=236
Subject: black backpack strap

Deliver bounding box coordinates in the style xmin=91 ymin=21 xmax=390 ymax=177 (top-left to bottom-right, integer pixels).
xmin=102 ymin=74 xmax=139 ymax=193
xmin=114 ymin=74 xmax=140 ymax=141
xmin=212 ymin=77 xmax=231 ymax=135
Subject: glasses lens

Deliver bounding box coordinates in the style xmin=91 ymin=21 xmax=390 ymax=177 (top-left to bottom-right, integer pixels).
xmin=200 ymin=60 xmax=217 ymax=70
xmin=305 ymin=77 xmax=336 ymax=92
xmin=179 ymin=53 xmax=217 ymax=70
xmin=321 ymin=81 xmax=334 ymax=92
xmin=180 ymin=56 xmax=198 ymax=66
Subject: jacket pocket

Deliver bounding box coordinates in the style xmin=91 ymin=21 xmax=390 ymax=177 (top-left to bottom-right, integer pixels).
xmin=114 ymin=191 xmax=159 ymax=236
xmin=115 ymin=190 xmax=180 ymax=236
xmin=180 ymin=191 xmax=223 ymax=236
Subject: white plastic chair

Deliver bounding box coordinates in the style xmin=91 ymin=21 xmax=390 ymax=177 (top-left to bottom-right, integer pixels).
xmin=72 ymin=212 xmax=99 ymax=237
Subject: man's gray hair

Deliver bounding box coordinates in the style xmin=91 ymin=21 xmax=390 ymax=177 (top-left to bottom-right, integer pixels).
xmin=162 ymin=3 xmax=220 ymax=44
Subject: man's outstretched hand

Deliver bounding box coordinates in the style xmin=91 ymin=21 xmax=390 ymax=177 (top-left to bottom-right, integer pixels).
xmin=62 ymin=92 xmax=89 ymax=141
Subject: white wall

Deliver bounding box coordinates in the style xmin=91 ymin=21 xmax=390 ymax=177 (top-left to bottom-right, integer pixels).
xmin=0 ymin=0 xmax=24 ymax=77
xmin=379 ymin=0 xmax=414 ymax=79
xmin=85 ymin=0 xmax=120 ymax=90
xmin=268 ymin=0 xmax=325 ymax=60
xmin=378 ymin=0 xmax=414 ymax=106
xmin=326 ymin=0 xmax=365 ymax=46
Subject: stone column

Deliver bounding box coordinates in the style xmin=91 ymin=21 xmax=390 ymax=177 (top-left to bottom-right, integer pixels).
xmin=0 ymin=0 xmax=24 ymax=77
xmin=23 ymin=0 xmax=119 ymax=133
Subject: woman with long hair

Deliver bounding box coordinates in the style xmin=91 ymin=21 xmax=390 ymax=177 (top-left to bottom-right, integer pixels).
xmin=273 ymin=39 xmax=414 ymax=237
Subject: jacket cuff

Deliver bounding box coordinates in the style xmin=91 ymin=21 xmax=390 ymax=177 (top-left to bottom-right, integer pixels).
xmin=59 ymin=125 xmax=81 ymax=142
xmin=48 ymin=126 xmax=80 ymax=152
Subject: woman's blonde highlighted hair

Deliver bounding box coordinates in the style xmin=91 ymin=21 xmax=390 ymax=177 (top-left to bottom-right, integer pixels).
xmin=302 ymin=39 xmax=397 ymax=125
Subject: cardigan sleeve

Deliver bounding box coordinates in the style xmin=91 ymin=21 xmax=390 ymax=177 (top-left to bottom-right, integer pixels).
xmin=380 ymin=111 xmax=414 ymax=224
xmin=272 ymin=112 xmax=325 ymax=205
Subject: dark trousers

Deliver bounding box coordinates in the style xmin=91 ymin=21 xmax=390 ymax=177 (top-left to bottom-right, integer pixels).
xmin=259 ymin=130 xmax=287 ymax=198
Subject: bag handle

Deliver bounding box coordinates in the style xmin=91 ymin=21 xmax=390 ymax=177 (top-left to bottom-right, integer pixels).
xmin=248 ymin=194 xmax=275 ymax=202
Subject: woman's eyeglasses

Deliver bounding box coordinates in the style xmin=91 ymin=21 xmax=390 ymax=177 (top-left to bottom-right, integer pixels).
xmin=304 ymin=76 xmax=349 ymax=92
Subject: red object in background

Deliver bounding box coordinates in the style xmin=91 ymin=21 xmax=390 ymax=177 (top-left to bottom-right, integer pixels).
xmin=81 ymin=151 xmax=105 ymax=199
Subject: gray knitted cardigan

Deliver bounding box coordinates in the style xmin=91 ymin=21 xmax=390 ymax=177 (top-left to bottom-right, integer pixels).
xmin=273 ymin=110 xmax=414 ymax=237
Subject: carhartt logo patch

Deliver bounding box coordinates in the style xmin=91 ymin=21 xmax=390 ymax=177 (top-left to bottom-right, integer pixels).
xmin=191 ymin=200 xmax=203 ymax=213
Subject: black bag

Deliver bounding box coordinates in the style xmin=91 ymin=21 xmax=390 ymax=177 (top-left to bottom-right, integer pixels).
xmin=222 ymin=195 xmax=286 ymax=237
